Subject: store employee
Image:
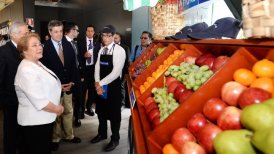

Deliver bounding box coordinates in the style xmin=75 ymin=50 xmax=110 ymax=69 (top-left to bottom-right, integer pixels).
xmin=92 ymin=25 xmax=126 ymax=152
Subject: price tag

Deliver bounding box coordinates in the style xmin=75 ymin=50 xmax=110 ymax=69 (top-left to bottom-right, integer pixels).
xmin=130 ymin=87 xmax=136 ymax=109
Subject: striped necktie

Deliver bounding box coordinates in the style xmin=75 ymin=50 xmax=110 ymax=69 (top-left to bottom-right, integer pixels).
xmin=58 ymin=42 xmax=64 ymax=65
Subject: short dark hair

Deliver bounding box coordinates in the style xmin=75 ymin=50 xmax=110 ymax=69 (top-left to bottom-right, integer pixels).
xmin=86 ymin=24 xmax=95 ymax=31
xmin=142 ymin=31 xmax=153 ymax=39
xmin=48 ymin=20 xmax=63 ymax=31
xmin=114 ymin=32 xmax=122 ymax=38
xmin=64 ymin=21 xmax=77 ymax=34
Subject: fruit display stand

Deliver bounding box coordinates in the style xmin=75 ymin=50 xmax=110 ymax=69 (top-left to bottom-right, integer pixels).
xmin=127 ymin=39 xmax=274 ymax=154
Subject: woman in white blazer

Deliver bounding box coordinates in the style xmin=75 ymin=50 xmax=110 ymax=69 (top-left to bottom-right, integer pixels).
xmin=14 ymin=33 xmax=64 ymax=154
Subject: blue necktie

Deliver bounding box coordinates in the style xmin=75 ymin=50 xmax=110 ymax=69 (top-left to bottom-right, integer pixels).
xmin=87 ymin=40 xmax=93 ymax=64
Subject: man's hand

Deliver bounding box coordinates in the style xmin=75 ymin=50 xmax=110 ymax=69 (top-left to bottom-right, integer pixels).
xmin=84 ymin=52 xmax=91 ymax=58
xmin=61 ymin=82 xmax=74 ymax=92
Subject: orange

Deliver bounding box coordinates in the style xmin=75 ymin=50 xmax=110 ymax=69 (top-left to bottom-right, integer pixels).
xmin=146 ymin=76 xmax=155 ymax=84
xmin=139 ymin=85 xmax=145 ymax=94
xmin=162 ymin=144 xmax=180 ymax=154
xmin=250 ymin=77 xmax=274 ymax=93
xmin=252 ymin=59 xmax=274 ymax=78
xmin=233 ymin=68 xmax=256 ymax=86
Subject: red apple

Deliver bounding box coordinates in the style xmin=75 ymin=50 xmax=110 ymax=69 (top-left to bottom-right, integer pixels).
xmin=195 ymin=53 xmax=216 ymax=66
xmin=197 ymin=123 xmax=222 ymax=153
xmin=212 ymin=55 xmax=229 ymax=72
xmin=144 ymin=97 xmax=156 ymax=109
xmin=181 ymin=141 xmax=206 ymax=154
xmin=202 ymin=57 xmax=216 ymax=70
xmin=187 ymin=113 xmax=208 ymax=137
xmin=203 ymin=97 xmax=228 ymax=123
xmin=145 ymin=102 xmax=158 ymax=115
xmin=166 ymin=76 xmax=177 ymax=87
xmin=179 ymin=90 xmax=194 ymax=104
xmin=148 ymin=108 xmax=160 ymax=122
xmin=217 ymin=106 xmax=242 ymax=130
xmin=184 ymin=56 xmax=197 ymax=64
xmin=238 ymin=87 xmax=271 ymax=109
xmin=174 ymin=84 xmax=186 ymax=100
xmin=221 ymin=81 xmax=247 ymax=106
xmin=171 ymin=127 xmax=196 ymax=151
xmin=168 ymin=80 xmax=181 ymax=94
xmin=152 ymin=116 xmax=160 ymax=128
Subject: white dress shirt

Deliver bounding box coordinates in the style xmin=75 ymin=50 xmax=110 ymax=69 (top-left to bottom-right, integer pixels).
xmin=94 ymin=42 xmax=126 ymax=86
xmin=15 ymin=59 xmax=62 ymax=126
xmin=86 ymin=37 xmax=94 ymax=65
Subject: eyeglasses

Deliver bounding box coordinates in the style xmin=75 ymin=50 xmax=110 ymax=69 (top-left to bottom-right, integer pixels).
xmin=101 ymin=34 xmax=113 ymax=38
xmin=140 ymin=37 xmax=148 ymax=40
xmin=73 ymin=29 xmax=79 ymax=32
xmin=30 ymin=43 xmax=44 ymax=48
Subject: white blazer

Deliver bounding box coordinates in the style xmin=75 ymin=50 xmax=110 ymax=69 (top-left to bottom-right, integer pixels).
xmin=15 ymin=59 xmax=62 ymax=126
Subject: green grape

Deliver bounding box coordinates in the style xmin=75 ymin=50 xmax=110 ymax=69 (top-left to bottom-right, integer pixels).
xmin=193 ymin=85 xmax=200 ymax=91
xmin=199 ymin=65 xmax=209 ymax=71
xmin=164 ymin=71 xmax=170 ymax=76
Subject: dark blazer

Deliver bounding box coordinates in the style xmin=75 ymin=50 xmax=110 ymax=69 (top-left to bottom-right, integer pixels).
xmin=77 ymin=38 xmax=101 ymax=66
xmin=0 ymin=41 xmax=21 ymax=107
xmin=40 ymin=38 xmax=77 ymax=85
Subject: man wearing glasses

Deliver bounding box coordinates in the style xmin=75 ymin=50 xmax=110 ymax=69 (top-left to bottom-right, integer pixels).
xmin=129 ymin=31 xmax=153 ymax=63
xmin=0 ymin=21 xmax=29 ymax=154
xmin=91 ymin=25 xmax=126 ymax=152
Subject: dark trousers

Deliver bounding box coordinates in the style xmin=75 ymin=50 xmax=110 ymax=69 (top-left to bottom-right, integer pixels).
xmin=82 ymin=65 xmax=96 ymax=111
xmin=98 ymin=114 xmax=121 ymax=142
xmin=20 ymin=123 xmax=53 ymax=154
xmin=3 ymin=105 xmax=20 ymax=154
xmin=73 ymin=69 xmax=83 ymax=119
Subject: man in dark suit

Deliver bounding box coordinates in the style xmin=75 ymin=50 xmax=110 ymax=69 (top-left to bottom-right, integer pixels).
xmin=0 ymin=21 xmax=29 ymax=154
xmin=77 ymin=24 xmax=101 ymax=117
xmin=40 ymin=20 xmax=81 ymax=151
xmin=63 ymin=21 xmax=83 ymax=127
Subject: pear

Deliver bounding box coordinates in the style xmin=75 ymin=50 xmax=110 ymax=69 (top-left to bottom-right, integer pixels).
xmin=240 ymin=103 xmax=274 ymax=131
xmin=213 ymin=129 xmax=256 ymax=154
xmin=262 ymin=98 xmax=274 ymax=108
xmin=252 ymin=129 xmax=274 ymax=154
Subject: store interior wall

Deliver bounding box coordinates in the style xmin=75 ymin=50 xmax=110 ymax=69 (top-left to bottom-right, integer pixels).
xmin=0 ymin=0 xmax=23 ymax=23
xmin=35 ymin=0 xmax=132 ymax=47
xmin=131 ymin=6 xmax=152 ymax=51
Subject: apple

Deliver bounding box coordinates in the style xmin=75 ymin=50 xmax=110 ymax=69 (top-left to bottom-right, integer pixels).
xmin=221 ymin=81 xmax=247 ymax=106
xmin=148 ymin=108 xmax=160 ymax=122
xmin=217 ymin=106 xmax=242 ymax=130
xmin=171 ymin=127 xmax=196 ymax=151
xmin=212 ymin=55 xmax=229 ymax=72
xmin=195 ymin=53 xmax=216 ymax=66
xmin=145 ymin=102 xmax=158 ymax=115
xmin=184 ymin=56 xmax=197 ymax=64
xmin=174 ymin=84 xmax=186 ymax=100
xmin=203 ymin=97 xmax=228 ymax=123
xmin=152 ymin=116 xmax=160 ymax=128
xmin=168 ymin=80 xmax=181 ymax=94
xmin=197 ymin=123 xmax=222 ymax=153
xmin=181 ymin=141 xmax=206 ymax=154
xmin=202 ymin=57 xmax=216 ymax=70
xmin=187 ymin=113 xmax=208 ymax=137
xmin=166 ymin=76 xmax=177 ymax=87
xmin=238 ymin=87 xmax=271 ymax=109
xmin=179 ymin=90 xmax=194 ymax=104
xmin=144 ymin=97 xmax=156 ymax=109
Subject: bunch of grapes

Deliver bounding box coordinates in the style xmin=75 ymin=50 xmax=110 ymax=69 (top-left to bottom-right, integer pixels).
xmin=152 ymin=87 xmax=179 ymax=122
xmin=165 ymin=62 xmax=213 ymax=91
xmin=132 ymin=63 xmax=146 ymax=79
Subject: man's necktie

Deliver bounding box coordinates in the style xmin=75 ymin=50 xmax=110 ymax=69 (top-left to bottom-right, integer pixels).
xmin=58 ymin=42 xmax=64 ymax=65
xmin=71 ymin=41 xmax=79 ymax=67
xmin=102 ymin=47 xmax=108 ymax=55
xmin=87 ymin=40 xmax=93 ymax=64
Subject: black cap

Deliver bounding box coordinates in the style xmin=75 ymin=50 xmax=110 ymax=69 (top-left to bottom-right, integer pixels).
xmin=165 ymin=22 xmax=208 ymax=40
xmin=101 ymin=25 xmax=116 ymax=34
xmin=188 ymin=17 xmax=241 ymax=39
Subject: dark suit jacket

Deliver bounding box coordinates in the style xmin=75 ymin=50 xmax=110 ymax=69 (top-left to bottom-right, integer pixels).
xmin=77 ymin=38 xmax=101 ymax=67
xmin=0 ymin=41 xmax=21 ymax=107
xmin=40 ymin=38 xmax=77 ymax=85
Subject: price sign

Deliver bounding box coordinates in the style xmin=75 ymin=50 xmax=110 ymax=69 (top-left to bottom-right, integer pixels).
xmin=130 ymin=87 xmax=136 ymax=109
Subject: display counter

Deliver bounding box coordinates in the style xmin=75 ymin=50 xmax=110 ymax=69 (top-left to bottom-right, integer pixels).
xmin=127 ymin=39 xmax=274 ymax=154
